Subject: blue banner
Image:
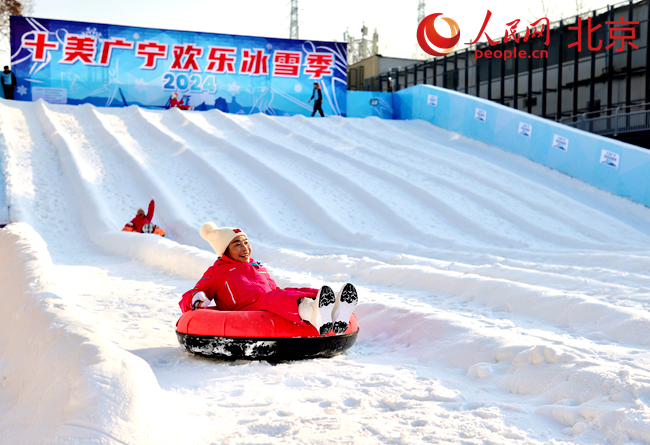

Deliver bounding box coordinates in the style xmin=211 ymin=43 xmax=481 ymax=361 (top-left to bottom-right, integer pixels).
xmin=9 ymin=16 xmax=347 ymax=116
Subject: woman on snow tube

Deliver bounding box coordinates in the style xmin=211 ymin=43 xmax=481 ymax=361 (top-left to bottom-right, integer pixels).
xmin=122 ymin=199 xmax=165 ymax=236
xmin=179 ymin=223 xmax=359 ymax=336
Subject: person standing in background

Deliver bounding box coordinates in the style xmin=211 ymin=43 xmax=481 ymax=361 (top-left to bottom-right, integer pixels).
xmin=308 ymin=82 xmax=324 ymax=117
xmin=2 ymin=66 xmax=16 ymax=100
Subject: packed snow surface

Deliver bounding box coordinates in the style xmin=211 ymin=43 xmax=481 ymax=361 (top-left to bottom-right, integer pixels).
xmin=1 ymin=99 xmax=650 ymax=444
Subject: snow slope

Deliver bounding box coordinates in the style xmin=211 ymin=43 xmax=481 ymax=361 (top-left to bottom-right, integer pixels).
xmin=2 ymin=98 xmax=650 ymax=444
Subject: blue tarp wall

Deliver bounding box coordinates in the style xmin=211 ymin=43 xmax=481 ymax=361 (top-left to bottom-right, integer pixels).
xmin=346 ymin=91 xmax=394 ymax=120
xmin=347 ymin=86 xmax=650 ymax=209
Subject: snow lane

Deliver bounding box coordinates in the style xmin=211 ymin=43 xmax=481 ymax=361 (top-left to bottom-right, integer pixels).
xmin=169 ymin=109 xmax=359 ymax=243
xmin=87 ymin=106 xmax=207 ymax=246
xmin=95 ymin=107 xmax=248 ymax=241
xmin=347 ymin=117 xmax=650 ymax=248
xmin=287 ymin=114 xmax=600 ymax=251
xmin=245 ymin=112 xmax=502 ymax=247
xmin=393 ymin=118 xmax=650 ymax=245
xmin=82 ymin=106 xmax=202 ymax=245
xmin=0 ymin=102 xmax=36 ymax=223
xmin=202 ymin=110 xmax=425 ymax=247
xmin=27 ymin=102 xmax=220 ymax=279
xmin=214 ymin=109 xmax=486 ymax=251
xmin=138 ymin=107 xmax=352 ymax=247
xmin=266 ymin=113 xmax=488 ymax=248
xmin=3 ymin=101 xmax=94 ymax=252
xmin=127 ymin=107 xmax=348 ymax=255
xmin=249 ymin=113 xmax=528 ymax=249
xmin=280 ymin=114 xmax=555 ymax=247
xmin=34 ymin=101 xmax=117 ymax=234
xmin=257 ymin=113 xmax=613 ymax=251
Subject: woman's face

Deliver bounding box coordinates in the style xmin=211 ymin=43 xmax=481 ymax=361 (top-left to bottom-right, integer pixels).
xmin=225 ymin=235 xmax=251 ymax=262
xmin=137 ymin=209 xmax=145 ymax=217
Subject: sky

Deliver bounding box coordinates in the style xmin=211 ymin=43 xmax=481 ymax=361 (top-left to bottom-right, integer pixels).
xmin=2 ymin=0 xmax=624 ymax=66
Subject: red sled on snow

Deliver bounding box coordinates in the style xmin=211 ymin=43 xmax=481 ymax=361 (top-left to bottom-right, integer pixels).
xmin=176 ymin=309 xmax=358 ymax=361
xmin=122 ymin=225 xmax=166 ymax=237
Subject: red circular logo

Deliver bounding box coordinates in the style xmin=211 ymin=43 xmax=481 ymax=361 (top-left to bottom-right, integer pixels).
xmin=417 ymin=13 xmax=461 ymax=57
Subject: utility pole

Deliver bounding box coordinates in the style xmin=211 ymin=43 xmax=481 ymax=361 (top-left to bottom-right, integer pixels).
xmin=417 ymin=0 xmax=426 ymax=23
xmin=413 ymin=0 xmax=427 ymax=59
xmin=344 ymin=26 xmax=379 ymax=65
xmin=361 ymin=23 xmax=368 ymax=59
xmin=290 ymin=0 xmax=299 ymax=39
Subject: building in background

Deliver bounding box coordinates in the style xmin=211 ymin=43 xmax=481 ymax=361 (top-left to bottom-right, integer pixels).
xmin=348 ymin=54 xmax=421 ymax=91
xmin=358 ymin=0 xmax=650 ymax=148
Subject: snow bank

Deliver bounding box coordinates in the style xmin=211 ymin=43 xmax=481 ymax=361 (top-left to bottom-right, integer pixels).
xmin=264 ymin=249 xmax=650 ymax=347
xmin=0 ymin=223 xmax=198 ymax=443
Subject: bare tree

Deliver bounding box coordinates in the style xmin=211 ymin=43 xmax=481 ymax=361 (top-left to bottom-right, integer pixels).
xmin=575 ymin=0 xmax=588 ymax=17
xmin=22 ymin=0 xmax=32 ymax=15
xmin=527 ymin=0 xmax=592 ymax=25
xmin=540 ymin=0 xmax=557 ymax=18
xmin=0 ymin=0 xmax=34 ymax=40
xmin=528 ymin=0 xmax=559 ymax=23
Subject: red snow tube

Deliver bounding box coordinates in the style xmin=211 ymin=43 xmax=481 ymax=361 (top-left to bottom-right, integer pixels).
xmin=176 ymin=309 xmax=358 ymax=361
xmin=122 ymin=226 xmax=166 ymax=236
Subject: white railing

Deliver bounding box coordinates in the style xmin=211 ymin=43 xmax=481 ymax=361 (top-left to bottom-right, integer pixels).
xmin=559 ymin=103 xmax=650 ymax=136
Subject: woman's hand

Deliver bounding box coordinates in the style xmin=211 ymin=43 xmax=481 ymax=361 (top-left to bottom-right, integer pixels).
xmin=191 ymin=291 xmax=210 ymax=309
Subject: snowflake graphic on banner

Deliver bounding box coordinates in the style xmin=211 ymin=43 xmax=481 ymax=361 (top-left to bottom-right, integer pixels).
xmin=16 ymin=85 xmax=27 ymax=96
xmin=83 ymin=27 xmax=102 ymax=38
xmin=134 ymin=78 xmax=148 ymax=93
xmin=227 ymin=82 xmax=241 ymax=96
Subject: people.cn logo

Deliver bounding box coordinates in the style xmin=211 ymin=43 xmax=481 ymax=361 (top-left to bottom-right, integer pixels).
xmin=417 ymin=13 xmax=461 ymax=56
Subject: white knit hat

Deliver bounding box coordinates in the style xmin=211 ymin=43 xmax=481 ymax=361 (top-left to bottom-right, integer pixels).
xmin=171 ymin=92 xmax=178 ymax=99
xmin=200 ymin=222 xmax=247 ymax=257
